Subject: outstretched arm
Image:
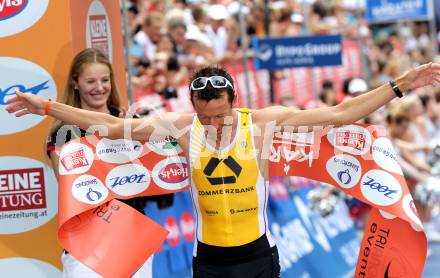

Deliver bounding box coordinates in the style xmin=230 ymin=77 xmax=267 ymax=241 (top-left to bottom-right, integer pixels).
xmin=5 ymin=91 xmax=185 ymax=141
xmin=253 ymin=63 xmax=440 ymax=129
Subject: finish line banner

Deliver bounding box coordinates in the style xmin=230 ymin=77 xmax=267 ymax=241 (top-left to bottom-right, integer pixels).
xmin=57 ymin=136 xmax=188 ymax=277
xmin=269 ymin=124 xmax=426 ymax=277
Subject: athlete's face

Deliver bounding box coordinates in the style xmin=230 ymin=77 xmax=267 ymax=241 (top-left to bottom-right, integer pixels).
xmin=75 ymin=62 xmax=111 ymax=111
xmin=193 ymin=93 xmax=233 ymax=131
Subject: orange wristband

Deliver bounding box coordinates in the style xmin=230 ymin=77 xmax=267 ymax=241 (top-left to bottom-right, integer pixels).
xmin=44 ymin=99 xmax=52 ymax=115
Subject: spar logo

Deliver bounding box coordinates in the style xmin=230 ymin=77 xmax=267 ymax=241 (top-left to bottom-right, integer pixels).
xmin=105 ymin=164 xmax=151 ymax=196
xmin=0 ymin=57 xmax=57 ymax=135
xmin=327 ymin=125 xmax=372 ymax=155
xmin=0 ymin=156 xmax=57 ymax=235
xmin=326 ymin=154 xmax=361 ymax=189
xmin=0 ymin=0 xmax=48 ymax=38
xmin=96 ymin=138 xmax=143 ymax=163
xmin=153 ymin=157 xmax=189 ymax=190
xmin=58 ymin=143 xmax=94 ymax=175
xmin=71 ymin=175 xmax=108 ymax=205
xmin=0 ymin=168 xmax=46 ymax=212
xmin=0 ymin=0 xmax=27 ymax=21
xmin=360 ymin=170 xmax=402 ymax=206
xmin=86 ymin=0 xmax=113 ymax=60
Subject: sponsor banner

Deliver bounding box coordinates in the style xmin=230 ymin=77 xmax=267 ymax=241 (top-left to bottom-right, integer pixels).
xmin=0 ymin=0 xmax=49 ymax=38
xmin=85 ymin=0 xmax=113 ymax=61
xmin=269 ymin=123 xmax=426 ymax=277
xmin=0 ymin=156 xmax=58 ymax=235
xmin=366 ymin=0 xmax=430 ymax=24
xmin=0 ymin=257 xmax=62 ymax=277
xmin=253 ymin=35 xmax=343 ymax=70
xmin=57 ymin=135 xmax=188 ymax=277
xmin=0 ymin=57 xmax=57 ymax=135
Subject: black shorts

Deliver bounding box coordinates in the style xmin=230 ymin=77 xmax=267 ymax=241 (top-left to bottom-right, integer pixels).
xmin=192 ymin=246 xmax=280 ymax=278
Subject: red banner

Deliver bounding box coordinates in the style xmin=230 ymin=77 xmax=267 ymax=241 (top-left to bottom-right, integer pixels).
xmin=57 ymin=136 xmax=188 ymax=277
xmin=269 ymin=124 xmax=426 ymax=277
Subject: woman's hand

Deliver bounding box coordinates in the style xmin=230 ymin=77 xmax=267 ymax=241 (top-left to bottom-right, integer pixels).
xmin=5 ymin=90 xmax=47 ymax=116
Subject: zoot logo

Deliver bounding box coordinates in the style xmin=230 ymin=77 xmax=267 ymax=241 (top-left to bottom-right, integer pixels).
xmin=360 ymin=170 xmax=402 ymax=206
xmin=105 ymin=164 xmax=151 ymax=196
xmin=71 ymin=175 xmax=108 ymax=205
xmin=0 ymin=57 xmax=57 ymax=135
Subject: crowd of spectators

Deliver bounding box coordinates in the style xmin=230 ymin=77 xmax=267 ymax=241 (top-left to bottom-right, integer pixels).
xmin=124 ymin=0 xmax=440 ymax=239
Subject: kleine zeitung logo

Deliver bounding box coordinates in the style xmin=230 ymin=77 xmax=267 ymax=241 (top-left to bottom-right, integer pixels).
xmin=153 ymin=157 xmax=189 ymax=190
xmin=0 ymin=167 xmax=46 ymax=212
xmin=0 ymin=0 xmax=48 ymax=38
xmin=0 ymin=156 xmax=57 ymax=235
xmin=0 ymin=57 xmax=57 ymax=135
xmin=360 ymin=169 xmax=402 ymax=206
xmin=86 ymin=0 xmax=113 ymax=61
xmin=105 ymin=164 xmax=151 ymax=196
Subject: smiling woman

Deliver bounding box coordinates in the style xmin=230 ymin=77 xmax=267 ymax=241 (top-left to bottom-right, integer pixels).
xmin=44 ymin=48 xmax=153 ymax=278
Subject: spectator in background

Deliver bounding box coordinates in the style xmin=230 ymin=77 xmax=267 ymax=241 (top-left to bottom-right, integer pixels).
xmin=206 ymin=4 xmax=229 ymax=62
xmin=134 ymin=12 xmax=163 ymax=62
xmin=319 ymin=80 xmax=337 ymax=107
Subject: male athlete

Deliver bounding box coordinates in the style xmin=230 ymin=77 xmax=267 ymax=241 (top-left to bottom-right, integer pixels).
xmin=6 ymin=63 xmax=440 ymax=277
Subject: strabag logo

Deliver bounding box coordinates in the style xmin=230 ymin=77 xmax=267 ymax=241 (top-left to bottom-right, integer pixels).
xmin=0 ymin=57 xmax=57 ymax=135
xmin=360 ymin=170 xmax=402 ymax=206
xmin=0 ymin=156 xmax=57 ymax=235
xmin=0 ymin=0 xmax=27 ymax=21
xmin=96 ymin=138 xmax=143 ymax=163
xmin=0 ymin=0 xmax=48 ymax=38
xmin=86 ymin=0 xmax=113 ymax=60
xmin=59 ymin=143 xmax=94 ymax=175
xmin=153 ymin=157 xmax=189 ymax=190
xmin=0 ymin=168 xmax=46 ymax=211
xmin=327 ymin=125 xmax=372 ymax=155
xmin=105 ymin=164 xmax=151 ymax=196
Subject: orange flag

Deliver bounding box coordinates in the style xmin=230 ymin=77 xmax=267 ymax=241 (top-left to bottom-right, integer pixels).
xmin=57 ymin=136 xmax=189 ymax=277
xmin=269 ymin=124 xmax=426 ymax=277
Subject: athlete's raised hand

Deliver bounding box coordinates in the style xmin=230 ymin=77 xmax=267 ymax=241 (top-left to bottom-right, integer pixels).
xmin=5 ymin=90 xmax=47 ymax=116
xmin=404 ymin=62 xmax=440 ymax=91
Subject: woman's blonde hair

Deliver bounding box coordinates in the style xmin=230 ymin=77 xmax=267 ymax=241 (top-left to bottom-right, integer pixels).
xmin=49 ymin=48 xmax=121 ymax=136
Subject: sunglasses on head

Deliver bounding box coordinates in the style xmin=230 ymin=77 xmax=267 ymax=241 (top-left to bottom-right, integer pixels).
xmin=190 ymin=76 xmax=234 ymax=91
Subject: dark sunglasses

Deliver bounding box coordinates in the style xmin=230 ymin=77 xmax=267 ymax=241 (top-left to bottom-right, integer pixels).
xmin=190 ymin=76 xmax=234 ymax=91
